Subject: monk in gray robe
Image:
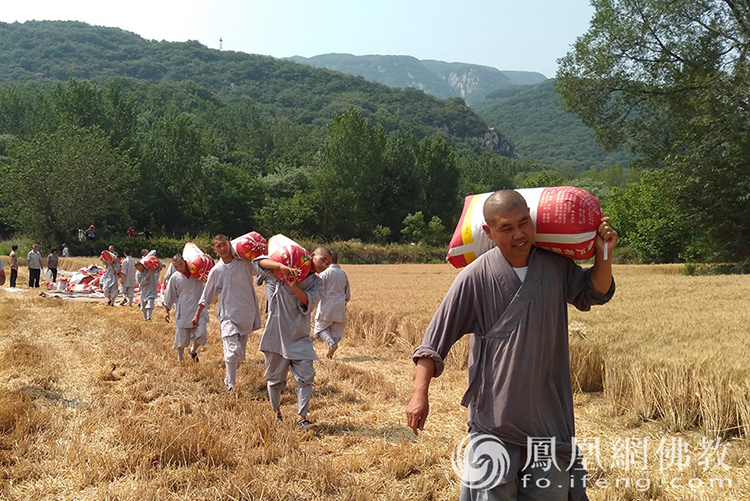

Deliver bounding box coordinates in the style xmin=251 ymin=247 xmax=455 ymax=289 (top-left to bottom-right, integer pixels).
xmin=164 ymin=255 xmax=208 ymax=362
xmin=253 ymin=247 xmax=332 ymax=431
xmin=120 ymin=250 xmax=136 ymax=306
xmin=406 ymin=190 xmax=617 ymax=501
xmin=100 ymin=256 xmax=121 ymax=306
xmin=193 ymin=235 xmax=265 ymax=393
xmin=136 ymin=261 xmax=159 ymax=321
xmin=313 ymin=249 xmax=351 ymax=359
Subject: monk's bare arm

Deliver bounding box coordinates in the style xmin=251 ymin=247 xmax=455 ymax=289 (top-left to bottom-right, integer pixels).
xmin=406 ymin=357 xmax=435 ymax=435
xmin=591 ymin=217 xmax=618 ymax=294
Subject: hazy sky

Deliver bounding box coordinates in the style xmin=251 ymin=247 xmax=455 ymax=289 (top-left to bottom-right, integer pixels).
xmin=1 ymin=0 xmax=595 ymax=78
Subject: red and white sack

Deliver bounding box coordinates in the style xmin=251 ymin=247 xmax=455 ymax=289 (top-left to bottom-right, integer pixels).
xmin=268 ymin=234 xmax=311 ymax=284
xmin=231 ymin=231 xmax=268 ymax=261
xmin=447 ymin=187 xmax=602 ymax=268
xmin=141 ymin=254 xmax=161 ymax=270
xmin=182 ymin=242 xmax=214 ymax=281
xmin=100 ymin=250 xmax=114 ymax=263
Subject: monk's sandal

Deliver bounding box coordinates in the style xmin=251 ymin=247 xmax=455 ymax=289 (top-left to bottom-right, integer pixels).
xmin=295 ymin=419 xmax=318 ymax=431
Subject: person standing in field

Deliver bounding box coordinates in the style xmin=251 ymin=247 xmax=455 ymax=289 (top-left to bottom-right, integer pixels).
xmin=9 ymin=245 xmax=18 ymax=287
xmin=46 ymin=248 xmax=59 ymax=284
xmin=136 ymin=260 xmax=159 ymax=321
xmin=27 ymin=244 xmax=43 ymax=288
xmin=191 ymin=234 xmax=272 ymax=393
xmin=100 ymin=254 xmax=121 ymax=307
xmin=0 ymin=250 xmax=5 ymax=286
xmin=164 ymin=254 xmax=208 ymax=362
xmin=406 ymin=190 xmax=617 ymax=501
xmin=120 ymin=250 xmax=136 ymax=306
xmin=313 ymin=249 xmax=350 ymax=359
xmin=254 ymin=247 xmax=332 ymax=431
xmin=61 ymin=243 xmax=70 ymax=257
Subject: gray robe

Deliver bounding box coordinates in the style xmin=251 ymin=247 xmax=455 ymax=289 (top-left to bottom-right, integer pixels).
xmin=120 ymin=256 xmax=136 ymax=287
xmin=414 ymin=247 xmax=614 ymax=496
xmin=100 ymin=262 xmax=120 ymax=291
xmin=199 ymin=258 xmax=260 ymax=337
xmin=137 ymin=268 xmax=159 ymax=308
xmin=253 ymin=257 xmax=324 ymax=361
xmin=164 ymin=272 xmax=208 ymax=329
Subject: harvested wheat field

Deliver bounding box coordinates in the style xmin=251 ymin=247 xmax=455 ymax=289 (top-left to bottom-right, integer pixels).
xmin=1 ymin=257 xmax=749 ymax=500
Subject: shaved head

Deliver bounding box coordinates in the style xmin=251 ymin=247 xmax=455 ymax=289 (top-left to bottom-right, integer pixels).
xmin=483 ymin=190 xmax=528 ymax=225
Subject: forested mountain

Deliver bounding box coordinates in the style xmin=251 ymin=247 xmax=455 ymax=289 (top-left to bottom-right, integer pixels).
xmin=287 ymin=53 xmax=632 ymax=170
xmin=0 ymin=20 xmax=516 ymax=157
xmin=473 ymin=80 xmax=634 ymax=170
xmin=289 ymin=53 xmax=547 ymax=106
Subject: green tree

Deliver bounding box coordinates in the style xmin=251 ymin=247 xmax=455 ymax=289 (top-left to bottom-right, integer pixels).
xmin=139 ymin=114 xmax=207 ymax=233
xmin=0 ymin=124 xmax=134 ymax=244
xmin=607 ymin=171 xmax=687 ymax=263
xmin=518 ymin=170 xmax=565 ymax=189
xmin=315 ymin=108 xmax=386 ymax=240
xmin=401 ymin=212 xmax=427 ymax=244
xmin=557 ymin=0 xmax=750 ymax=262
xmin=416 ymin=135 xmax=460 ymax=228
xmin=424 ymin=216 xmax=448 ymax=247
xmin=376 ymin=131 xmax=422 ymax=241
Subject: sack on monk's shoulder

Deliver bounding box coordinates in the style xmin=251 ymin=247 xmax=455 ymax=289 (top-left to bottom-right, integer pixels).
xmin=182 ymin=242 xmax=214 ymax=281
xmin=268 ymin=234 xmax=311 ymax=284
xmin=230 ymin=231 xmax=267 ymax=261
xmin=447 ymin=187 xmax=602 ymax=268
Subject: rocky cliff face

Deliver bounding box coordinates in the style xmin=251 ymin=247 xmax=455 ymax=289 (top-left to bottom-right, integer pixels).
xmin=446 ymin=70 xmax=482 ymax=100
xmin=477 ymin=128 xmax=518 ymax=158
xmin=289 ymin=54 xmax=547 ymax=107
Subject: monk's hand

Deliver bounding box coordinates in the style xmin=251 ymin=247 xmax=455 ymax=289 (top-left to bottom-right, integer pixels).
xmin=406 ymin=393 xmax=430 ymax=436
xmin=596 ymin=217 xmax=618 ymax=255
xmin=276 ymin=264 xmax=295 ymax=277
xmin=165 ymin=310 xmax=171 ymax=323
xmin=191 ymin=313 xmax=199 ymax=327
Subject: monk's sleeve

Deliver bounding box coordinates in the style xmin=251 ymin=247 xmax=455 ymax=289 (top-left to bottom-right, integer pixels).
xmin=300 ymin=277 xmax=324 ymax=314
xmin=199 ymin=270 xmax=220 ymax=307
xmin=565 ymin=260 xmax=615 ymax=311
xmin=251 ymin=255 xmax=272 ymax=276
xmin=163 ymin=277 xmax=178 ymax=311
xmin=413 ymin=272 xmax=480 ymax=377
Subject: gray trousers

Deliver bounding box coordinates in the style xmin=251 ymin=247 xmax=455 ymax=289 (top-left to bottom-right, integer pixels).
xmin=263 ymin=351 xmax=315 ymax=417
xmin=314 ymin=320 xmax=346 ymax=348
xmin=121 ymin=285 xmax=135 ymax=304
xmin=459 ymin=458 xmax=571 ymax=501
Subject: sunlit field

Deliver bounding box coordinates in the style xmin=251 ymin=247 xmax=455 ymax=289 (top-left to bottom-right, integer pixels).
xmin=1 ymin=257 xmax=748 ymax=500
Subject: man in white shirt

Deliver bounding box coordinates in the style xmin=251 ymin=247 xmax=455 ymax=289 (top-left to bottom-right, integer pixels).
xmin=27 ymin=244 xmax=43 ymax=288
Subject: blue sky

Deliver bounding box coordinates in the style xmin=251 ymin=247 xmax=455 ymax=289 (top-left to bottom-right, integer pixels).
xmin=2 ymin=0 xmax=595 ymax=78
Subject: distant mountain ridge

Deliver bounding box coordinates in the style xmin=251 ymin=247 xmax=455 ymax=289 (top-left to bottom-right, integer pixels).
xmin=288 ymin=54 xmax=547 ymax=106
xmin=0 ymin=20 xmax=518 ymax=157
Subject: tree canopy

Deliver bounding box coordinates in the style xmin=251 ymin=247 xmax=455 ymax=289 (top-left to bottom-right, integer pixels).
xmin=556 ymin=0 xmax=750 ymax=263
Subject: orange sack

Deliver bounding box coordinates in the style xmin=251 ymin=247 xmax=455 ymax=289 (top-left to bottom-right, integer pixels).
xmin=447 ymin=186 xmax=603 ymax=268
xmin=100 ymin=250 xmax=114 ymax=263
xmin=231 ymin=231 xmax=268 ymax=261
xmin=268 ymin=234 xmax=311 ymax=284
xmin=182 ymin=242 xmax=214 ymax=281
xmin=141 ymin=254 xmax=161 ymax=270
